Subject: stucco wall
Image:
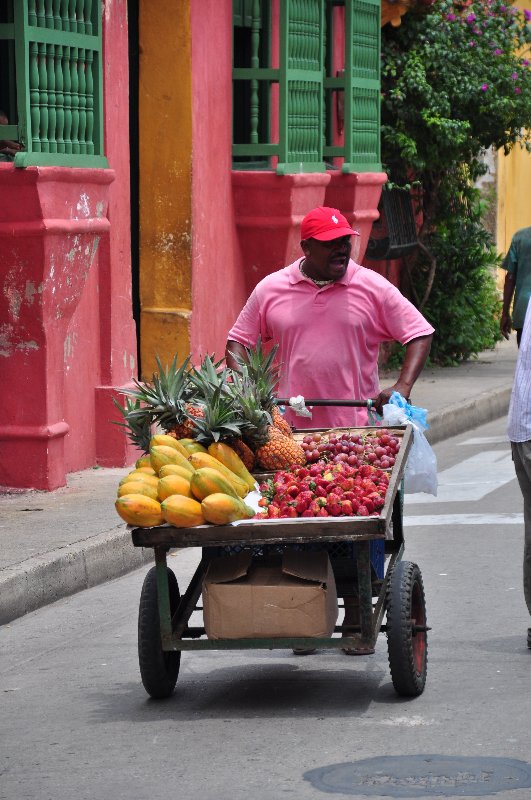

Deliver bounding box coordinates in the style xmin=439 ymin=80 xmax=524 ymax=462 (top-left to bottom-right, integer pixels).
xmin=190 ymin=0 xmax=247 ymax=363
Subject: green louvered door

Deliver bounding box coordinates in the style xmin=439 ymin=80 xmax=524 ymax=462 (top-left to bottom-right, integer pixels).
xmin=342 ymin=0 xmax=381 ymax=172
xmin=277 ymin=0 xmax=326 ymax=174
xmin=231 ymin=0 xmax=381 ymax=174
xmin=6 ymin=1 xmax=107 ymax=167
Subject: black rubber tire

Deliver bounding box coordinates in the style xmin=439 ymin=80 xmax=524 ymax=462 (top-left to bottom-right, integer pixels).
xmin=138 ymin=565 xmax=181 ymax=699
xmin=386 ymin=560 xmax=428 ymax=697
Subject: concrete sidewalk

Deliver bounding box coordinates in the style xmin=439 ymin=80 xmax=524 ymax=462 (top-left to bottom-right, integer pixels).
xmin=0 ymin=337 xmax=519 ymax=625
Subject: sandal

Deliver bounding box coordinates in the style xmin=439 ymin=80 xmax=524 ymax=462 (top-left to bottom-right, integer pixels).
xmin=342 ymin=645 xmax=375 ymax=656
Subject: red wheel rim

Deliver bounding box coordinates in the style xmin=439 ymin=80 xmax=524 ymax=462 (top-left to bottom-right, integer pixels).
xmin=411 ymin=580 xmax=427 ymax=673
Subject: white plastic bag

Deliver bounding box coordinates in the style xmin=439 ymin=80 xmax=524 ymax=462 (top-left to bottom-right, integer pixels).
xmin=382 ymin=391 xmax=438 ymax=496
xmin=403 ymin=425 xmax=438 ymax=495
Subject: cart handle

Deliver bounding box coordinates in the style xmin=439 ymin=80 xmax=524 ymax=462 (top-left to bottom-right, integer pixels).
xmin=275 ymin=398 xmax=374 ymax=408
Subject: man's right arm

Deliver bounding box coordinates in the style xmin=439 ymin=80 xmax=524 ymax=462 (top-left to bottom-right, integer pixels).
xmin=225 ymin=340 xmax=249 ymax=370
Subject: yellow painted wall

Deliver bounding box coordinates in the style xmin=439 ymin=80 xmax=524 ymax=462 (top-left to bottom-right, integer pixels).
xmin=138 ymin=0 xmax=192 ymax=379
xmin=496 ymin=0 xmax=531 ymax=262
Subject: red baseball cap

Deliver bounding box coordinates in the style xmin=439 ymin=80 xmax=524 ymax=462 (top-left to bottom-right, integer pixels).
xmin=301 ymin=206 xmax=359 ymax=241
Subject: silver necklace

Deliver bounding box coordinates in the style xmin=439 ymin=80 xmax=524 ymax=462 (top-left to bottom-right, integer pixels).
xmin=299 ymin=260 xmax=335 ymax=287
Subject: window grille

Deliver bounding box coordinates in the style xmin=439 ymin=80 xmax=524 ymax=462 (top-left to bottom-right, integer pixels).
xmin=232 ymin=0 xmax=381 ymax=174
xmin=0 ymin=1 xmax=107 ymax=168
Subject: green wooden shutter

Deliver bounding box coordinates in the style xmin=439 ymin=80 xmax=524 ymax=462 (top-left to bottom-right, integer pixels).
xmin=2 ymin=1 xmax=107 ymax=168
xmin=277 ymin=0 xmax=326 ymax=174
xmin=342 ymin=0 xmax=381 ymax=172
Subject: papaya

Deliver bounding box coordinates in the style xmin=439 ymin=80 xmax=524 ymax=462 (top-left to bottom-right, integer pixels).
xmin=149 ymin=434 xmax=190 ymax=458
xmin=119 ymin=471 xmax=159 ymax=488
xmin=189 ymin=467 xmax=239 ymax=501
xmin=157 ymin=474 xmax=194 ymax=502
xmin=161 ymin=495 xmax=205 ymax=528
xmin=135 ymin=454 xmax=152 ymax=469
xmin=178 ymin=438 xmax=208 ymax=454
xmin=187 ymin=452 xmax=249 ymax=498
xmin=133 ymin=465 xmax=157 ymax=476
xmin=117 ymin=481 xmax=159 ymax=501
xmin=115 ymin=494 xmax=164 ymax=527
xmin=150 ymin=445 xmax=195 ymax=476
xmin=159 ymin=463 xmax=196 ymax=481
xmin=208 ymin=442 xmax=256 ymax=491
xmin=201 ymin=493 xmax=255 ymax=525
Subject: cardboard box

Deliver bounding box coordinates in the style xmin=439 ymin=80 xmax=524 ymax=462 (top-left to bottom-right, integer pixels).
xmin=202 ymin=550 xmax=338 ymax=639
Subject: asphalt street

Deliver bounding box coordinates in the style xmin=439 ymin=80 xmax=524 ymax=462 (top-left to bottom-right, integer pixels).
xmin=1 ymin=416 xmax=530 ymax=800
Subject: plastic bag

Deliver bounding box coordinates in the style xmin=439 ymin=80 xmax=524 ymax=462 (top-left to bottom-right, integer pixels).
xmin=382 ymin=392 xmax=438 ymax=496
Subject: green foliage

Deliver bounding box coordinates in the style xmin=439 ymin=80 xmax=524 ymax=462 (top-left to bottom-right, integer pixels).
xmin=379 ymin=0 xmax=529 ymax=365
xmin=382 ymin=0 xmax=531 ymax=185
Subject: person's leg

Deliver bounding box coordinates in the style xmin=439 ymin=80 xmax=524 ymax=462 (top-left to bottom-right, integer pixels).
xmin=511 ymin=442 xmax=531 ymax=627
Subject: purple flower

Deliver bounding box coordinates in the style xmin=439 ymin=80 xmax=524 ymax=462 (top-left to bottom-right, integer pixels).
xmin=525 ymin=8 xmax=531 ymax=19
xmin=500 ymin=4 xmax=506 ymax=9
xmin=494 ymin=48 xmax=503 ymax=55
xmin=466 ymin=12 xmax=476 ymax=21
xmin=523 ymin=59 xmax=530 ymax=66
xmin=515 ymin=87 xmax=522 ymax=93
xmin=469 ymin=40 xmax=477 ymax=47
xmin=480 ymin=83 xmax=489 ymax=91
xmin=446 ymin=12 xmax=456 ymax=20
xmin=512 ymin=72 xmax=519 ymax=79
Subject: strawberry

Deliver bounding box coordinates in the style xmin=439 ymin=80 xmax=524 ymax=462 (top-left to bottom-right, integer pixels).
xmin=340 ymin=499 xmax=353 ymax=516
xmin=357 ymin=504 xmax=369 ymax=517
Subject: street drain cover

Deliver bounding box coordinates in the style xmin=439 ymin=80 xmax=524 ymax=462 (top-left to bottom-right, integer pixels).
xmin=304 ymin=755 xmax=531 ymax=797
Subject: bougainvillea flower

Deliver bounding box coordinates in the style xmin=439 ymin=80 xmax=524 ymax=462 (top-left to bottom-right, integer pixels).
xmin=480 ymin=83 xmax=488 ymax=91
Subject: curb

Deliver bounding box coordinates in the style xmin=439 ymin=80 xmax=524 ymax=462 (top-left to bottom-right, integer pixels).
xmin=0 ymin=385 xmax=512 ymax=627
xmin=426 ymin=386 xmax=511 ymax=445
xmin=0 ymin=525 xmax=152 ymax=626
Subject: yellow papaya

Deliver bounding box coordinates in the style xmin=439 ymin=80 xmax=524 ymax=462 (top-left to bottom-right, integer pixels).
xmin=189 ymin=467 xmax=239 ymax=501
xmin=133 ymin=465 xmax=157 ymax=475
xmin=150 ymin=445 xmax=195 ymax=475
xmin=149 ymin=434 xmax=190 ymax=458
xmin=178 ymin=439 xmax=208 ymax=454
xmin=208 ymin=442 xmax=256 ymax=491
xmin=117 ymin=481 xmax=159 ymax=501
xmin=135 ymin=454 xmax=152 ymax=469
xmin=161 ymin=495 xmax=205 ymax=527
xmin=119 ymin=471 xmax=159 ymax=488
xmin=201 ymin=493 xmax=255 ymax=525
xmin=159 ymin=464 xmax=196 ymax=480
xmin=187 ymin=452 xmax=248 ymax=498
xmin=115 ymin=494 xmax=164 ymax=527
xmin=157 ymin=474 xmax=193 ymax=502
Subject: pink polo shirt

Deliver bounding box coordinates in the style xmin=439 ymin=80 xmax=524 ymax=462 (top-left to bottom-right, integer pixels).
xmin=228 ymin=258 xmax=434 ymax=429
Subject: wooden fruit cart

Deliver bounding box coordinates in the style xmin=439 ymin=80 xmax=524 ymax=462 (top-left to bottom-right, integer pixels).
xmin=130 ymin=415 xmax=429 ymax=701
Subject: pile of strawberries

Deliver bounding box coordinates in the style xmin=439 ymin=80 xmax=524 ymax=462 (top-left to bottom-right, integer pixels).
xmin=256 ymin=460 xmax=390 ymax=519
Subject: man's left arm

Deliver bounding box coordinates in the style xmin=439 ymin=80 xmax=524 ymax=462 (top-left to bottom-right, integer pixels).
xmin=372 ymin=333 xmax=433 ymax=412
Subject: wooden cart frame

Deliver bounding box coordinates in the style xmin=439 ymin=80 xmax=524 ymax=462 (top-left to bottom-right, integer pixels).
xmin=131 ymin=423 xmax=429 ymax=699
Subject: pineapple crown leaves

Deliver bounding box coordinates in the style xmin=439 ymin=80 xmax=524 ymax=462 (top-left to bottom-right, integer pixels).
xmin=184 ymin=384 xmax=243 ymax=445
xmin=227 ymin=371 xmax=272 ymax=448
xmin=188 ymin=353 xmax=232 ymax=403
xmin=118 ymin=353 xmax=196 ymax=431
xmin=229 ymin=336 xmax=281 ymax=412
xmin=111 ymin=396 xmax=152 ymax=454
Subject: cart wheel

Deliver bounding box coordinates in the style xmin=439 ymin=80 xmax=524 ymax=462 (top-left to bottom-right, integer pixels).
xmin=386 ymin=560 xmax=428 ymax=697
xmin=138 ymin=565 xmax=181 ymax=699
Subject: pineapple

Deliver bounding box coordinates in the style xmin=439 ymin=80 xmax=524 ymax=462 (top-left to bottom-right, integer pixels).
xmin=187 ymin=359 xmax=256 ymax=470
xmin=231 ymin=372 xmax=305 ymax=471
xmin=230 ymin=337 xmax=293 ymax=438
xmin=118 ymin=354 xmax=203 ymax=440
